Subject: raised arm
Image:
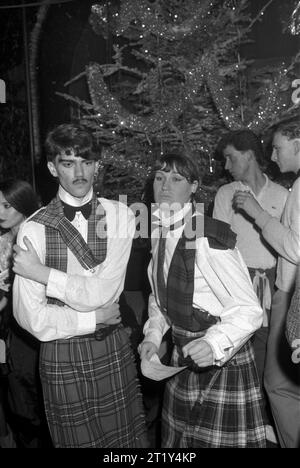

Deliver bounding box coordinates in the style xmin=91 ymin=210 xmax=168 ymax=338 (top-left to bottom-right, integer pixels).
xmin=232 ymin=181 xmax=300 ymax=264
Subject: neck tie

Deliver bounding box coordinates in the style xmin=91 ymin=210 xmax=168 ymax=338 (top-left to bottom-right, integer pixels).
xmin=62 ymin=201 xmax=92 ymax=222
xmin=157 ymin=227 xmax=167 ymax=313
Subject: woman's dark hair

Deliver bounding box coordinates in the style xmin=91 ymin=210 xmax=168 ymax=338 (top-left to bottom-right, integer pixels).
xmin=217 ymin=129 xmax=265 ymax=166
xmin=153 ymin=153 xmax=200 ymax=183
xmin=0 ymin=179 xmax=39 ymax=218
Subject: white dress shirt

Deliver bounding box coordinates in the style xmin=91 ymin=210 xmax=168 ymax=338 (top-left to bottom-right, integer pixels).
xmin=13 ymin=187 xmax=135 ymax=341
xmin=144 ymin=207 xmax=263 ymax=366
xmin=213 ymin=175 xmax=288 ymax=269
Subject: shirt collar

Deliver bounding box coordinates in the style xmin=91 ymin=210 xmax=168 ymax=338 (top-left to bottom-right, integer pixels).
xmin=58 ymin=186 xmax=93 ymax=207
xmin=237 ymin=173 xmax=268 ymax=200
xmin=153 ymin=202 xmax=192 ymax=229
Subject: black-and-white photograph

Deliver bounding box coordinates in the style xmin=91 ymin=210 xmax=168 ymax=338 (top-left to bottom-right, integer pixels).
xmin=0 ymin=0 xmax=299 ymax=453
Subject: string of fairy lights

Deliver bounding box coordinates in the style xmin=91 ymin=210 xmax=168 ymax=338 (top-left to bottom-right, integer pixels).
xmin=69 ymin=0 xmax=300 ymax=182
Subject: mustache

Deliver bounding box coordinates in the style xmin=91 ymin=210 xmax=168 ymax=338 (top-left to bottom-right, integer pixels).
xmin=73 ymin=178 xmax=88 ymax=184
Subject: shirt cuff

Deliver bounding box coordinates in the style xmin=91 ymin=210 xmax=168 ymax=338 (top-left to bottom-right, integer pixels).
xmin=255 ymin=210 xmax=272 ymax=230
xmin=202 ymin=330 xmax=234 ymax=365
xmin=76 ymin=310 xmax=96 ymax=335
xmin=46 ymin=269 xmax=68 ymax=302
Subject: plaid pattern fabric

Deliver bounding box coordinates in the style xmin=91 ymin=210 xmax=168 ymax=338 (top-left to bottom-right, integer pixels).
xmin=162 ymin=339 xmax=267 ymax=448
xmin=39 ymin=326 xmax=148 ymax=448
xmin=32 ymin=194 xmax=148 ymax=447
xmin=286 ymin=265 xmax=300 ymax=347
xmin=203 ymin=215 xmax=237 ymax=250
xmin=156 ymin=231 xmax=167 ymax=313
xmin=32 ymin=194 xmax=107 ymax=306
xmin=31 ymin=194 xmax=107 ymax=271
xmin=166 ymin=215 xmax=236 ymax=331
xmin=161 ymin=217 xmax=266 ymax=447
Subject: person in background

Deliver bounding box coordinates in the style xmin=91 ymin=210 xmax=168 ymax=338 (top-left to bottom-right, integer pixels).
xmin=213 ymin=129 xmax=288 ymax=444
xmin=232 ymin=119 xmax=300 ymax=448
xmin=286 ymin=263 xmax=300 ymax=359
xmin=12 ymin=123 xmax=148 ymax=448
xmin=0 ymin=223 xmax=14 ymax=448
xmin=0 ymin=179 xmax=49 ymax=448
xmin=139 ymin=153 xmax=267 ymax=448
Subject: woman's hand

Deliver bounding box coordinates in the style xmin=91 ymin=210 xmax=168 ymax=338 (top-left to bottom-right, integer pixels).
xmin=182 ymin=339 xmax=214 ymax=367
xmin=95 ymin=303 xmax=121 ymax=325
xmin=138 ymin=341 xmax=158 ymax=361
xmin=12 ymin=236 xmax=50 ymax=285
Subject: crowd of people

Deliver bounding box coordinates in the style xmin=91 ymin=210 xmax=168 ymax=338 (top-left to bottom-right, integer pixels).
xmin=0 ymin=119 xmax=299 ymax=448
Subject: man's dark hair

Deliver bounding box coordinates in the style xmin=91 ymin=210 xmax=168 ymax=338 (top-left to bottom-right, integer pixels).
xmin=45 ymin=123 xmax=101 ymax=162
xmin=217 ymin=129 xmax=265 ymax=166
xmin=274 ymin=119 xmax=300 ymax=140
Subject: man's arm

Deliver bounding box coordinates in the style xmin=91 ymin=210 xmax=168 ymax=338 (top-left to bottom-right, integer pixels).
xmin=13 ymin=267 xmax=121 ymax=342
xmin=232 ymin=181 xmax=300 ymax=264
xmin=13 ymin=272 xmax=96 ymax=342
xmin=13 ymin=204 xmax=131 ymax=341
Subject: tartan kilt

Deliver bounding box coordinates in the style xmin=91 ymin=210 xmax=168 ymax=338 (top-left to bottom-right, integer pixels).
xmin=39 ymin=325 xmax=148 ymax=448
xmin=162 ymin=338 xmax=267 ymax=448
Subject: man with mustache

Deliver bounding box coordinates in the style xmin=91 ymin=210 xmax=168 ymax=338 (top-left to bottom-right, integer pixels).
xmin=12 ymin=123 xmax=148 ymax=448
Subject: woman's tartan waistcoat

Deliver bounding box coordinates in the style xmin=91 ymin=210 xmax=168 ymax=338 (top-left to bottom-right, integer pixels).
xmin=162 ymin=214 xmax=237 ymax=332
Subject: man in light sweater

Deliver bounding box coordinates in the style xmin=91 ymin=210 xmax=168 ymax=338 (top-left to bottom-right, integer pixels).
xmin=213 ymin=129 xmax=288 ymax=444
xmin=12 ymin=123 xmax=148 ymax=448
xmin=232 ymin=119 xmax=300 ymax=448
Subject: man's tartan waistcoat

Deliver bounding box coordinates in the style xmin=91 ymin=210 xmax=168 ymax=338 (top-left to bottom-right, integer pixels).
xmin=165 ymin=215 xmax=237 ymax=332
xmin=30 ymin=194 xmax=107 ymax=306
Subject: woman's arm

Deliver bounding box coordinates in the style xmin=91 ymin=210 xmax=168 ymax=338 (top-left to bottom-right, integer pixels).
xmin=193 ymin=242 xmax=263 ymax=366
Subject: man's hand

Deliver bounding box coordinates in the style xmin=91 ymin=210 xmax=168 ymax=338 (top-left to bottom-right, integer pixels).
xmin=138 ymin=341 xmax=158 ymax=361
xmin=182 ymin=339 xmax=214 ymax=367
xmin=13 ymin=236 xmax=50 ymax=285
xmin=232 ymin=190 xmax=264 ymax=220
xmin=95 ymin=303 xmax=121 ymax=325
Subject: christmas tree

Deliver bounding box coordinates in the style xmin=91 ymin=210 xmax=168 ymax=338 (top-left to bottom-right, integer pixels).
xmin=58 ymin=0 xmax=299 ymax=207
